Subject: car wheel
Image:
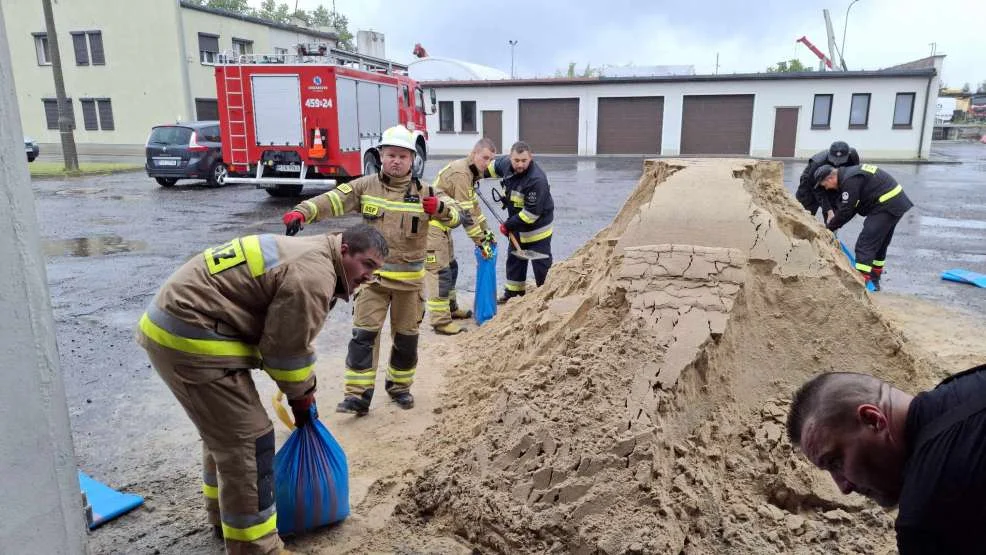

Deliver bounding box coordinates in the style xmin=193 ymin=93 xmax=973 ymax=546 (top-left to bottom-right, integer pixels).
xmin=412 ymin=141 xmax=426 ymax=178
xmin=266 ymin=185 xmax=303 ymax=197
xmin=155 ymin=177 xmax=178 ymax=187
xmin=363 ymin=151 xmax=380 ymax=176
xmin=207 ymin=162 xmax=228 ymax=187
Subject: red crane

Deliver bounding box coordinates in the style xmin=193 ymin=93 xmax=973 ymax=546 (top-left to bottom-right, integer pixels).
xmin=796 ymin=36 xmax=833 ymax=69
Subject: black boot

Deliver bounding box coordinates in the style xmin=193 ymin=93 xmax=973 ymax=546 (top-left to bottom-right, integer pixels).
xmin=336 ymin=390 xmax=372 ymax=416
xmin=497 ymin=290 xmax=525 ymax=305
xmin=385 ymin=381 xmax=415 ymax=409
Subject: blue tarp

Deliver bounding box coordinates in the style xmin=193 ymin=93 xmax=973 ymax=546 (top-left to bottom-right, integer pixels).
xmin=839 ymin=239 xmax=877 ymax=292
xmin=942 ymin=268 xmax=986 ymax=288
xmin=78 ymin=471 xmax=144 ymax=529
xmin=474 ymin=244 xmax=498 ymax=325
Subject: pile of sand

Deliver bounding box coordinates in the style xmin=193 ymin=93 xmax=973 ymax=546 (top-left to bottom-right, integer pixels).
xmin=382 ymin=159 xmax=946 ymax=553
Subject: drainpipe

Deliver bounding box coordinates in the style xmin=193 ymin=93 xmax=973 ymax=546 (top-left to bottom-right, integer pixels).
xmin=174 ymin=0 xmax=194 ymax=121
xmin=917 ymin=71 xmax=934 ymax=160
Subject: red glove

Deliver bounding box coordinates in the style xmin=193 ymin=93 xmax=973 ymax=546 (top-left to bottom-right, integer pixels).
xmin=288 ymin=394 xmax=316 ymax=427
xmin=421 ymin=196 xmax=440 ymax=215
xmin=499 ymin=223 xmax=509 ymax=236
xmin=282 ymin=210 xmax=305 ymax=236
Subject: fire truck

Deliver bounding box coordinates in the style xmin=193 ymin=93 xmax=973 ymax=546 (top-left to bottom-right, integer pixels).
xmin=216 ymin=45 xmax=435 ymax=196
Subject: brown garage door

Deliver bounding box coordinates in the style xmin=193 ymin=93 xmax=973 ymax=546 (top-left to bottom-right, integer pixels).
xmin=597 ymin=97 xmax=664 ymax=154
xmin=519 ymin=98 xmax=579 ymax=154
xmin=680 ymin=95 xmax=754 ymax=155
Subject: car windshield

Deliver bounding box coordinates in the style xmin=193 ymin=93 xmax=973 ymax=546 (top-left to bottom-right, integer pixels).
xmin=148 ymin=126 xmax=193 ymax=145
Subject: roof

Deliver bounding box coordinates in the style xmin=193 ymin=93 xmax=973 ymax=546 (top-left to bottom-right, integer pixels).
xmin=420 ymin=68 xmax=937 ymax=88
xmin=408 ymin=57 xmax=509 ymax=81
xmin=179 ymin=1 xmax=339 ymax=41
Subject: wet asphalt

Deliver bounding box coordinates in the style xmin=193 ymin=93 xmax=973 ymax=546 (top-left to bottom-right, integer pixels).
xmin=30 ymin=143 xmax=985 ymax=543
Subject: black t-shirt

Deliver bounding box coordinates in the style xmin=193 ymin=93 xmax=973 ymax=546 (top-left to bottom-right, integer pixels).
xmin=897 ymin=364 xmax=986 ymax=554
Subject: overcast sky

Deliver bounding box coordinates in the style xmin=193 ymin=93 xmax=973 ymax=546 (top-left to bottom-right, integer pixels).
xmin=267 ymin=0 xmax=983 ymax=88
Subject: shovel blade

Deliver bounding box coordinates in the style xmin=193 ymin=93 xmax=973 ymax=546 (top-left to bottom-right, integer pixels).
xmin=514 ymin=249 xmax=549 ymax=261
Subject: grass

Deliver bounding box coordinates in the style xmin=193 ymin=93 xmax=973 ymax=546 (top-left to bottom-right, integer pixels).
xmin=29 ymin=162 xmax=143 ymax=178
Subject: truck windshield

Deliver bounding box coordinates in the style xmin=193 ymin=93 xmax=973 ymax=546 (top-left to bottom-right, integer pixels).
xmin=415 ymin=88 xmax=425 ymax=112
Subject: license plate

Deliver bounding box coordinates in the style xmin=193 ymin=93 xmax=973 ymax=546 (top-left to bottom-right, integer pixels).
xmin=155 ymin=158 xmax=179 ymax=166
xmin=276 ymin=164 xmax=301 ymax=172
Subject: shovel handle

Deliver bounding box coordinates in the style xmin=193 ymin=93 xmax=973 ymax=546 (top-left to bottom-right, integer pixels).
xmin=508 ymin=232 xmax=524 ymax=252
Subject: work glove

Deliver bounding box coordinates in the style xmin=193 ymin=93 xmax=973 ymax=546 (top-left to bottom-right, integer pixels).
xmin=283 ymin=210 xmax=305 ymax=236
xmin=421 ymin=196 xmax=441 ymax=215
xmin=288 ymin=394 xmax=316 ymax=427
xmin=499 ymin=223 xmax=509 ymax=237
xmin=478 ymin=231 xmax=496 ymax=259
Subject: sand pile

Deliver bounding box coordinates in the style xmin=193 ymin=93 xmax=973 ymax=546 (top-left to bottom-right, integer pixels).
xmin=389 ymin=159 xmax=944 ymax=554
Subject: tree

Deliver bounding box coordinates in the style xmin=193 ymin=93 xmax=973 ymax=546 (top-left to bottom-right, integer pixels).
xmin=962 ymin=83 xmax=971 ymax=93
xmin=554 ymin=62 xmax=598 ymax=78
xmin=767 ymin=58 xmax=812 ymax=73
xmin=257 ymin=0 xmax=290 ymax=23
xmin=977 ymin=81 xmax=986 ymax=94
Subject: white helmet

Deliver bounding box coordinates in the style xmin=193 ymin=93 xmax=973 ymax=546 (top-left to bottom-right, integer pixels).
xmin=378 ymin=125 xmax=416 ymax=153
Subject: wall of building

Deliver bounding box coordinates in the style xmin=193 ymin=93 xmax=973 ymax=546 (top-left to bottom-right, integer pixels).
xmin=424 ymin=72 xmax=938 ymax=159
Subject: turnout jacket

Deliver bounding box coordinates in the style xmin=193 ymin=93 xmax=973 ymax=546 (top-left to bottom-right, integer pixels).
xmin=293 ymin=171 xmax=460 ymax=290
xmin=136 ymin=233 xmax=350 ymax=400
xmin=827 ymin=164 xmax=913 ymax=231
xmin=485 ymin=155 xmax=554 ymax=244
xmin=432 ymin=158 xmax=489 ymax=244
xmin=799 ymin=148 xmax=861 ymax=212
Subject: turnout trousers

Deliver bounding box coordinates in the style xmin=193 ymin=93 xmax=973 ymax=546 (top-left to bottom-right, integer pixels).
xmin=504 ymin=235 xmax=553 ymax=298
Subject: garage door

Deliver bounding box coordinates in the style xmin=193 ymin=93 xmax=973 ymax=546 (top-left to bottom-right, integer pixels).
xmin=680 ymin=95 xmax=754 ymax=155
xmin=597 ymin=96 xmax=664 ymax=154
xmin=519 ymin=98 xmax=579 ymax=154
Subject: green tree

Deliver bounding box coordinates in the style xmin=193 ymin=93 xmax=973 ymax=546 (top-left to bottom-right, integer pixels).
xmin=207 ymin=0 xmax=253 ymax=15
xmin=554 ymin=62 xmax=598 ymax=78
xmin=257 ymin=0 xmax=290 ymax=23
xmin=767 ymin=58 xmax=812 ymax=73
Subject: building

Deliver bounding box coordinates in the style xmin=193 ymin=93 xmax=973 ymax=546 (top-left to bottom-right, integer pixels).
xmin=408 ymin=56 xmax=509 ymax=81
xmin=4 ymin=0 xmax=337 ymax=151
xmin=422 ymin=56 xmax=944 ymax=160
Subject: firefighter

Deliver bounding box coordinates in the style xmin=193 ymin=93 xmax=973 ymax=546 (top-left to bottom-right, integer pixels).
xmin=483 ymin=141 xmax=554 ymax=303
xmin=135 ymin=224 xmax=387 ymax=554
xmin=281 ymin=126 xmax=461 ymax=416
xmin=796 ymin=141 xmax=860 ymax=219
xmin=426 ymin=138 xmax=498 ymax=335
xmin=815 ymin=163 xmax=913 ymax=291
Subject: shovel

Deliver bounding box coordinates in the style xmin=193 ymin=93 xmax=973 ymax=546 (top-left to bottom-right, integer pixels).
xmin=479 ymin=188 xmax=550 ymax=261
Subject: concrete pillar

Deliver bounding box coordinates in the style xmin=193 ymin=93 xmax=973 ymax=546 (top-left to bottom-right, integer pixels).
xmin=0 ymin=4 xmax=89 ymax=554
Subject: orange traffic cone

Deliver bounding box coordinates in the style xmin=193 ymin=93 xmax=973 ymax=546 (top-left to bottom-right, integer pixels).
xmin=309 ymin=128 xmax=326 ymax=159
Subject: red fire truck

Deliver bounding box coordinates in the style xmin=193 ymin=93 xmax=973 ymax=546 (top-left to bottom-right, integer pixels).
xmin=216 ymin=45 xmax=435 ymax=196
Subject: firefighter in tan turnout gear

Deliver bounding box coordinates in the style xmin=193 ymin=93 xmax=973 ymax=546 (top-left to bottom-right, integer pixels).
xmin=426 ymin=138 xmax=498 ymax=335
xmin=136 ymin=224 xmax=386 ymax=554
xmin=282 ymin=126 xmax=461 ymax=416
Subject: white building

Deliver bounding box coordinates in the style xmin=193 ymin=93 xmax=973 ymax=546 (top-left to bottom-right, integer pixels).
xmin=422 ymin=56 xmax=944 ymax=160
xmin=3 ymin=0 xmax=338 ymax=151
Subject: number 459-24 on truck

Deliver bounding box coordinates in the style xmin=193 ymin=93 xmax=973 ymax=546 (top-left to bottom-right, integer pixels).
xmin=216 ymin=45 xmax=436 ymax=197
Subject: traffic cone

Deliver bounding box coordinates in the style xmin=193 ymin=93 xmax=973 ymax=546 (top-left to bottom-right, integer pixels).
xmin=309 ymin=128 xmax=326 ymax=159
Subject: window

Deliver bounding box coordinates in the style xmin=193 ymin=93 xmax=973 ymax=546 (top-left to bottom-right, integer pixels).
xmin=439 ymin=101 xmax=454 ymax=132
xmin=200 ymin=125 xmax=222 ymax=143
xmin=33 ymin=33 xmax=50 ymax=65
xmin=849 ymin=93 xmax=870 ymax=128
xmin=273 ymin=46 xmax=287 ymax=62
xmin=42 ymin=98 xmax=76 ymax=130
xmin=70 ymin=31 xmax=105 ymax=66
xmin=402 ymin=84 xmax=410 ymax=107
xmin=195 ymin=98 xmax=219 ymax=121
xmin=461 ymin=101 xmax=476 ymax=132
xmin=198 ymin=33 xmax=219 ymax=64
xmin=811 ymin=94 xmax=833 ymax=128
xmin=415 ymin=88 xmax=425 ymax=113
xmin=893 ymin=92 xmax=916 ymax=128
xmin=231 ymin=38 xmax=253 ymax=56
xmin=79 ymin=98 xmax=114 ymax=130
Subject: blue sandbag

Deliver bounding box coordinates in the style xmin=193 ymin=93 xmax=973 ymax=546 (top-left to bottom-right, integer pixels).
xmin=474 ymin=244 xmax=498 ymax=325
xmin=78 ymin=471 xmax=144 ymax=529
xmin=942 ymin=268 xmax=986 ymax=288
xmin=274 ymin=405 xmax=349 ymax=535
xmin=839 ymin=239 xmax=876 ymax=292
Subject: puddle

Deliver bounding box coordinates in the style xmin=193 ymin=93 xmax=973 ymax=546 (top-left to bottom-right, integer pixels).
xmin=920 ymin=215 xmax=986 ymax=231
xmin=53 ymin=187 xmax=107 ymax=196
xmin=42 ymin=236 xmax=148 ymax=257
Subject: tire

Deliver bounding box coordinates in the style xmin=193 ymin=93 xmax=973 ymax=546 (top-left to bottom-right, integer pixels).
xmin=412 ymin=141 xmax=427 ymax=178
xmin=155 ymin=177 xmax=178 ymax=187
xmin=363 ymin=151 xmax=380 ymax=176
xmin=207 ymin=162 xmax=228 ymax=188
xmin=266 ymin=185 xmax=303 ymax=197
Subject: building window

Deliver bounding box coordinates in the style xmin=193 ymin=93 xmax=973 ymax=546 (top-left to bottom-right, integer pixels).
xmin=198 ymin=33 xmax=219 ymax=64
xmin=893 ymin=92 xmax=916 ymax=128
xmin=439 ymin=101 xmax=454 ymax=132
xmin=461 ymin=101 xmax=476 ymax=132
xmin=195 ymin=98 xmax=219 ymax=121
xmin=70 ymin=31 xmax=105 ymax=66
xmin=80 ymin=99 xmax=98 ymax=130
xmin=849 ymin=93 xmax=870 ymax=128
xmin=42 ymin=98 xmax=76 ymax=130
xmin=231 ymin=38 xmax=253 ymax=56
xmin=33 ymin=33 xmax=51 ymax=65
xmin=79 ymin=98 xmax=114 ymax=130
xmin=96 ymin=99 xmax=114 ymax=130
xmin=811 ymin=94 xmax=833 ymax=129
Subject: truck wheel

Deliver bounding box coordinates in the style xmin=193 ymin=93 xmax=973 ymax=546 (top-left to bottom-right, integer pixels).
xmin=363 ymin=151 xmax=380 ymax=176
xmin=155 ymin=177 xmax=178 ymax=187
xmin=412 ymin=142 xmax=426 ymax=178
xmin=266 ymin=185 xmax=303 ymax=197
xmin=207 ymin=162 xmax=228 ymax=188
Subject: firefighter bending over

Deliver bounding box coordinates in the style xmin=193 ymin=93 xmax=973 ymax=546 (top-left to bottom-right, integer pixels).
xmin=796 ymin=140 xmax=860 ymax=220
xmin=282 ymin=126 xmax=461 ymax=415
xmin=136 ymin=224 xmax=386 ymax=554
xmin=426 ymin=138 xmax=498 ymax=335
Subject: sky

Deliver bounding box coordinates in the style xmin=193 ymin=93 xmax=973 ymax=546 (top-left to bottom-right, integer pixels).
xmin=263 ymin=0 xmax=983 ymax=88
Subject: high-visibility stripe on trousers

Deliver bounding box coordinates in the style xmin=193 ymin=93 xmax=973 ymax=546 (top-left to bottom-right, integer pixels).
xmin=505 ymin=234 xmax=553 ymax=296
xmin=854 ymin=210 xmax=902 ymax=279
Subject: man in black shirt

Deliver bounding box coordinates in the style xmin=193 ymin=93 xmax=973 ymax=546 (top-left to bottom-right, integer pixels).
xmin=786 ymin=366 xmax=986 ymax=554
xmin=796 ymin=141 xmax=860 ymax=219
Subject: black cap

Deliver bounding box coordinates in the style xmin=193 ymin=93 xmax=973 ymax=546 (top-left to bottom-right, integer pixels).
xmin=828 ymin=141 xmax=850 ymax=165
xmin=814 ymin=164 xmax=836 ymax=186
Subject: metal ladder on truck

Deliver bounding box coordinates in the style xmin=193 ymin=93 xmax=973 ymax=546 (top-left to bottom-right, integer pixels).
xmin=222 ymin=65 xmax=250 ymax=169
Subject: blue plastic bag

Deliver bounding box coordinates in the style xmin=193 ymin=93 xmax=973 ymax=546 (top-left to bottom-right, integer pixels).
xmin=474 ymin=243 xmax=498 ymax=325
xmin=273 ymin=403 xmax=349 ymax=535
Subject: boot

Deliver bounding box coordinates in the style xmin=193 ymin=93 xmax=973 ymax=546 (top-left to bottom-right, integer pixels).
xmin=450 ymin=307 xmax=473 ymax=319
xmin=211 ymin=525 xmax=223 ymax=539
xmin=871 ymin=267 xmax=883 ymax=291
xmin=497 ymin=290 xmax=524 ymax=305
xmin=434 ymin=322 xmax=464 ymax=335
xmin=336 ymin=395 xmax=370 ymax=416
xmin=385 ymin=382 xmax=415 ymax=410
